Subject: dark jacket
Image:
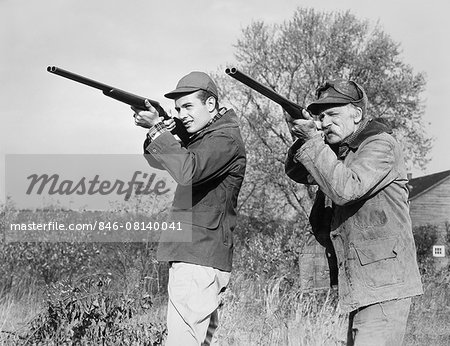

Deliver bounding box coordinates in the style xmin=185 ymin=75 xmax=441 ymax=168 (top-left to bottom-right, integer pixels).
xmin=144 ymin=109 xmax=246 ymax=272
xmin=285 ymin=119 xmax=423 ymax=312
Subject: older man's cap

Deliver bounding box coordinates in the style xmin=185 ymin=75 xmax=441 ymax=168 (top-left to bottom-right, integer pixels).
xmin=164 ymin=71 xmax=218 ymax=99
xmin=307 ymin=79 xmax=368 ymax=115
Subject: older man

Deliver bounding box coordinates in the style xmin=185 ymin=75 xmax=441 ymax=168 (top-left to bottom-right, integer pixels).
xmin=133 ymin=71 xmax=246 ymax=345
xmin=285 ymin=79 xmax=423 ymax=345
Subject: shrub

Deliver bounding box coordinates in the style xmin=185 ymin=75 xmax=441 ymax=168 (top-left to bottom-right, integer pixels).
xmin=413 ymin=224 xmax=438 ymax=259
xmin=25 ymin=273 xmax=166 ymax=345
xmin=233 ymin=216 xmax=310 ymax=284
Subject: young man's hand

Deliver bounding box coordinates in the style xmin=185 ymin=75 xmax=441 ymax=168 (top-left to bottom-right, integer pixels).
xmin=132 ymin=99 xmax=163 ymax=128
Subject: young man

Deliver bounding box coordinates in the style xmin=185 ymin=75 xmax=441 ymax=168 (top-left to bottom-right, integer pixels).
xmin=284 ymin=79 xmax=423 ymax=345
xmin=133 ymin=71 xmax=246 ymax=345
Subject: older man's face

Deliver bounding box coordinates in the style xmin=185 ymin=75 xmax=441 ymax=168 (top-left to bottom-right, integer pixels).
xmin=318 ymin=104 xmax=362 ymax=145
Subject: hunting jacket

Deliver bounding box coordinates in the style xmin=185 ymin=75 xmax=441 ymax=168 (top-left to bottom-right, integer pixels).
xmin=285 ymin=119 xmax=423 ymax=312
xmin=143 ymin=109 xmax=246 ymax=272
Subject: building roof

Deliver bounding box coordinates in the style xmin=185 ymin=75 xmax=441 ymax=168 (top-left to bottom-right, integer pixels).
xmin=408 ymin=169 xmax=450 ymax=200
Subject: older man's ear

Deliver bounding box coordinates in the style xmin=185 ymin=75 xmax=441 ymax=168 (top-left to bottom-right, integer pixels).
xmin=353 ymin=106 xmax=363 ymax=124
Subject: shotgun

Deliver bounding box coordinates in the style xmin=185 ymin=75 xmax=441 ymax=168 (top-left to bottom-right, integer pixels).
xmin=225 ymin=67 xmax=306 ymax=119
xmin=47 ymin=66 xmax=190 ymax=144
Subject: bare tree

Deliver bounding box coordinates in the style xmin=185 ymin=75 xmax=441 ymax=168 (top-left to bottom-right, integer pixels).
xmin=215 ymin=8 xmax=431 ymax=221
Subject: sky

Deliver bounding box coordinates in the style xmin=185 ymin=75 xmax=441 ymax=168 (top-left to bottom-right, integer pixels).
xmin=1 ymin=0 xmax=449 ymax=203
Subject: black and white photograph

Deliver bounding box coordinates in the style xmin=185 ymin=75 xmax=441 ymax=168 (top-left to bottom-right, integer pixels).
xmin=1 ymin=0 xmax=449 ymax=345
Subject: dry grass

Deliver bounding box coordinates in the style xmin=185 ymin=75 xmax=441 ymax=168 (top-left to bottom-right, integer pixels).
xmin=0 ymin=282 xmax=42 ymax=344
xmin=1 ymin=204 xmax=448 ymax=344
xmin=215 ymin=274 xmax=347 ymax=345
xmin=0 ymin=269 xmax=449 ymax=345
xmin=404 ymin=267 xmax=450 ymax=345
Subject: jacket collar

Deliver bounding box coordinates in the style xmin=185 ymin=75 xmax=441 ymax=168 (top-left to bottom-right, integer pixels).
xmin=188 ymin=108 xmax=239 ymax=142
xmin=345 ymin=118 xmax=392 ymax=149
xmin=337 ymin=118 xmax=392 ymax=158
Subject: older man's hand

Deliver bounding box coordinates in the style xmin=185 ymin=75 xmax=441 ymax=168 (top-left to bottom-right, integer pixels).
xmin=285 ymin=109 xmax=322 ymax=141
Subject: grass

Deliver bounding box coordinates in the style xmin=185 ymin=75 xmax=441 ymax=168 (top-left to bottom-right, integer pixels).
xmin=0 ymin=281 xmax=41 ymax=344
xmin=2 ymin=268 xmax=448 ymax=345
xmin=1 ymin=274 xmax=348 ymax=345
xmin=217 ymin=274 xmax=347 ymax=345
xmin=1 ymin=205 xmax=449 ymax=345
xmin=404 ymin=266 xmax=450 ymax=345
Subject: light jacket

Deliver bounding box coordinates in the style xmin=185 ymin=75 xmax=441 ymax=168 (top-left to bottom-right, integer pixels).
xmin=285 ymin=119 xmax=423 ymax=312
xmin=143 ymin=109 xmax=246 ymax=272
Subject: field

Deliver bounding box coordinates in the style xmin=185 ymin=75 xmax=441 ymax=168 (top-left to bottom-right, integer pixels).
xmin=1 ymin=205 xmax=449 ymax=345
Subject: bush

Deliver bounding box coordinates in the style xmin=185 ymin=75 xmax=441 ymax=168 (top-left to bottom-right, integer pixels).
xmin=25 ymin=273 xmax=166 ymax=345
xmin=233 ymin=216 xmax=310 ymax=283
xmin=413 ymin=224 xmax=438 ymax=259
xmin=412 ymin=224 xmax=440 ymax=275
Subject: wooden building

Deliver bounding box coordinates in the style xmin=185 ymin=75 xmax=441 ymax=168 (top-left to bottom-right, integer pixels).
xmin=408 ymin=169 xmax=450 ymax=270
xmin=408 ymin=170 xmax=450 ymax=226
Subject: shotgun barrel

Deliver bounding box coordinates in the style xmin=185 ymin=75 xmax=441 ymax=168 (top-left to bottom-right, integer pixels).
xmin=225 ymin=67 xmax=305 ymax=119
xmin=47 ymin=66 xmax=190 ymax=144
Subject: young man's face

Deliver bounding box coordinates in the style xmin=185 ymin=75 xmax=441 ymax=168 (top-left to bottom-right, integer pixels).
xmin=318 ymin=104 xmax=362 ymax=145
xmin=175 ymin=91 xmax=215 ymax=133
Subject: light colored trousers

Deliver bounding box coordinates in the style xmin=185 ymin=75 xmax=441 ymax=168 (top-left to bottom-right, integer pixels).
xmin=347 ymin=297 xmax=412 ymax=346
xmin=165 ymin=262 xmax=231 ymax=346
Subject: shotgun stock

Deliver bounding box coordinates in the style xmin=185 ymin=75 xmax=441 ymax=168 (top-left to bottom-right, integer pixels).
xmin=47 ymin=66 xmax=190 ymax=144
xmin=225 ymin=67 xmax=306 ymax=119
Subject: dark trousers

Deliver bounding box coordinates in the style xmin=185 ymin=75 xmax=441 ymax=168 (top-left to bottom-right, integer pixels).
xmin=347 ymin=297 xmax=411 ymax=346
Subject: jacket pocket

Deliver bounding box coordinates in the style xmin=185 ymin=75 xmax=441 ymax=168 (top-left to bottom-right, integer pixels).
xmin=353 ymin=238 xmax=404 ymax=288
xmin=171 ymin=207 xmax=223 ymax=230
xmin=353 ymin=205 xmax=387 ymax=228
xmin=351 ymin=193 xmax=388 ymax=228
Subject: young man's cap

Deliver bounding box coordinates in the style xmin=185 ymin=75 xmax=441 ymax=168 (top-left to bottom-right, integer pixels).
xmin=307 ymin=79 xmax=367 ymax=115
xmin=164 ymin=71 xmax=218 ymax=99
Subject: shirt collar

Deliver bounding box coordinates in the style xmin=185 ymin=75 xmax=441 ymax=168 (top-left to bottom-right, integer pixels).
xmin=338 ymin=118 xmax=371 ymax=158
xmin=189 ymin=107 xmax=227 ymax=140
xmin=206 ymin=107 xmax=226 ymax=127
xmin=338 ymin=117 xmax=391 ymax=158
xmin=342 ymin=118 xmax=371 ymax=148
